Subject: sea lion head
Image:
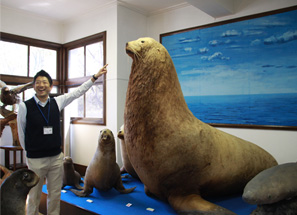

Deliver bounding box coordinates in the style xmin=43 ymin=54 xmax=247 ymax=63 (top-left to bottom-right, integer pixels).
xmin=63 ymin=156 xmax=74 ymax=168
xmin=63 ymin=156 xmax=73 ymax=163
xmin=3 ymin=169 xmax=39 ymax=192
xmin=126 ymin=37 xmax=167 ymax=64
xmin=99 ymin=129 xmax=115 ymax=152
xmin=0 ymin=169 xmax=39 ymax=215
xmin=15 ymin=169 xmax=39 ymax=190
xmin=117 ymin=124 xmax=124 ymax=140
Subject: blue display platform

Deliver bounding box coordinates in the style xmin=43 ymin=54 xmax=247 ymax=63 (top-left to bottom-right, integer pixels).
xmin=42 ymin=174 xmax=257 ymax=215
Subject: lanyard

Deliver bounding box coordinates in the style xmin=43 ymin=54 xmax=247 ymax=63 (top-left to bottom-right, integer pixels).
xmin=34 ymin=99 xmax=50 ymax=125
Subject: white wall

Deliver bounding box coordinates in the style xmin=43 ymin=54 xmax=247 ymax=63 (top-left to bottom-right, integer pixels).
xmin=63 ymin=3 xmax=148 ymax=166
xmin=0 ymin=6 xmax=63 ymax=43
xmin=116 ymin=5 xmax=147 ymax=165
xmin=62 ymin=4 xmax=148 ymax=166
xmin=62 ymin=3 xmax=119 ymax=166
xmin=147 ymin=0 xmax=297 ymax=164
xmin=148 ymin=0 xmax=297 ymax=41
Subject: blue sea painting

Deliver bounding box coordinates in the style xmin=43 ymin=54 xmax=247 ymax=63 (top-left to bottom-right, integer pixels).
xmin=162 ymin=9 xmax=297 ymax=127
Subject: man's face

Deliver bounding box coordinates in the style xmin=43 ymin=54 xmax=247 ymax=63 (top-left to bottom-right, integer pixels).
xmin=33 ymin=76 xmax=53 ymax=99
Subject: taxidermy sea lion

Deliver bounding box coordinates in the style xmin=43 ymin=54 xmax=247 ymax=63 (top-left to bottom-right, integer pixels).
xmin=243 ymin=162 xmax=297 ymax=214
xmin=118 ymin=124 xmax=139 ymax=178
xmin=71 ymin=129 xmax=136 ymax=197
xmin=62 ymin=156 xmax=83 ymax=190
xmin=0 ymin=169 xmax=39 ymax=215
xmin=125 ymin=37 xmax=277 ymax=215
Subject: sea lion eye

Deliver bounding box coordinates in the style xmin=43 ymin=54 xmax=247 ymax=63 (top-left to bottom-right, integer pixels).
xmin=23 ymin=173 xmax=29 ymax=180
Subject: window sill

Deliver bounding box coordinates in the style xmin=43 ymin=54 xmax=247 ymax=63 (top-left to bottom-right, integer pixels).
xmin=70 ymin=117 xmax=105 ymax=125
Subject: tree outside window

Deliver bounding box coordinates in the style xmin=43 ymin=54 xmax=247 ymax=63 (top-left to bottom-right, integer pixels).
xmin=64 ymin=32 xmax=106 ymax=125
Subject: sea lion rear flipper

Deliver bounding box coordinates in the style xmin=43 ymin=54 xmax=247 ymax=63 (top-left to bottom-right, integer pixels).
xmin=74 ymin=183 xmax=84 ymax=190
xmin=168 ymin=194 xmax=237 ymax=215
xmin=114 ymin=177 xmax=136 ymax=194
xmin=70 ymin=187 xmax=92 ymax=197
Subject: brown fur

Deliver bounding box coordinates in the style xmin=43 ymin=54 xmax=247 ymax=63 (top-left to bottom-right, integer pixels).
xmin=62 ymin=156 xmax=83 ymax=190
xmin=0 ymin=169 xmax=39 ymax=215
xmin=71 ymin=129 xmax=136 ymax=197
xmin=117 ymin=124 xmax=139 ymax=178
xmin=124 ymin=37 xmax=278 ymax=215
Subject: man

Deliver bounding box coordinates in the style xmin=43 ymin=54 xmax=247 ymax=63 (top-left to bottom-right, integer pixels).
xmin=17 ymin=64 xmax=108 ymax=215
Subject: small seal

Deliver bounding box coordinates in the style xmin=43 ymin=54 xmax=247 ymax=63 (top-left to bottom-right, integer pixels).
xmin=62 ymin=156 xmax=83 ymax=190
xmin=0 ymin=169 xmax=39 ymax=215
xmin=71 ymin=129 xmax=136 ymax=197
xmin=125 ymin=37 xmax=277 ymax=215
xmin=243 ymin=162 xmax=297 ymax=214
xmin=118 ymin=124 xmax=139 ymax=179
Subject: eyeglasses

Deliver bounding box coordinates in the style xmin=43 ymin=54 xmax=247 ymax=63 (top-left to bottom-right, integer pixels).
xmin=35 ymin=80 xmax=50 ymax=86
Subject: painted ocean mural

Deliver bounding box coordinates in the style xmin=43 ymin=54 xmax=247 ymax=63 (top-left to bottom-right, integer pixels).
xmin=162 ymin=8 xmax=297 ymax=127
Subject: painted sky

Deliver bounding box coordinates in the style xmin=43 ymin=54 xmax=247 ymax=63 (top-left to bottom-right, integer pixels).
xmin=162 ymin=9 xmax=297 ymax=96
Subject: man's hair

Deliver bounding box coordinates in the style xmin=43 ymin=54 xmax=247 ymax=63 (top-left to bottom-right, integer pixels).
xmin=33 ymin=70 xmax=53 ymax=86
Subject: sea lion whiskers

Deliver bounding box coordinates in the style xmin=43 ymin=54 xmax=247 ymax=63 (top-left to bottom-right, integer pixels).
xmin=128 ymin=47 xmax=142 ymax=62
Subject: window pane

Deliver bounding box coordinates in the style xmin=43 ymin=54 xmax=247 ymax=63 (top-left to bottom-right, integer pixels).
xmin=0 ymin=41 xmax=28 ymax=76
xmin=85 ymin=84 xmax=103 ymax=118
xmin=24 ymin=88 xmax=35 ymax=101
xmin=86 ymin=42 xmax=104 ymax=76
xmin=29 ymin=46 xmax=57 ymax=79
xmin=65 ymin=87 xmax=84 ymax=117
xmin=68 ymin=47 xmax=84 ymax=79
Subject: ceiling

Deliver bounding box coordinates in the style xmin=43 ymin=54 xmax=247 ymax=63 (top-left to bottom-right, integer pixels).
xmin=0 ymin=0 xmax=235 ymax=23
xmin=0 ymin=0 xmax=188 ymax=22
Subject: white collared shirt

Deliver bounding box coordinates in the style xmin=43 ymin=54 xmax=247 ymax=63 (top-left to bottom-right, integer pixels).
xmin=17 ymin=79 xmax=94 ymax=151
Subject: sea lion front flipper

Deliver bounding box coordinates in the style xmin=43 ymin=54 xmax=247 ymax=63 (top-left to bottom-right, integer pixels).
xmin=74 ymin=171 xmax=83 ymax=190
xmin=168 ymin=194 xmax=237 ymax=215
xmin=70 ymin=189 xmax=87 ymax=197
xmin=70 ymin=186 xmax=93 ymax=197
xmin=114 ymin=176 xmax=136 ymax=194
xmin=74 ymin=183 xmax=83 ymax=190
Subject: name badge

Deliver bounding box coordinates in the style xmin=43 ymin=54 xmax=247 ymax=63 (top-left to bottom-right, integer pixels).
xmin=43 ymin=126 xmax=53 ymax=135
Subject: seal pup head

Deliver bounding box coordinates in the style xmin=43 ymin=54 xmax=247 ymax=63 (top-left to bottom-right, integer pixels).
xmin=4 ymin=169 xmax=40 ymax=191
xmin=99 ymin=129 xmax=115 ymax=152
xmin=117 ymin=124 xmax=124 ymax=140
xmin=63 ymin=156 xmax=73 ymax=163
xmin=63 ymin=156 xmax=75 ymax=170
xmin=1 ymin=169 xmax=39 ymax=215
